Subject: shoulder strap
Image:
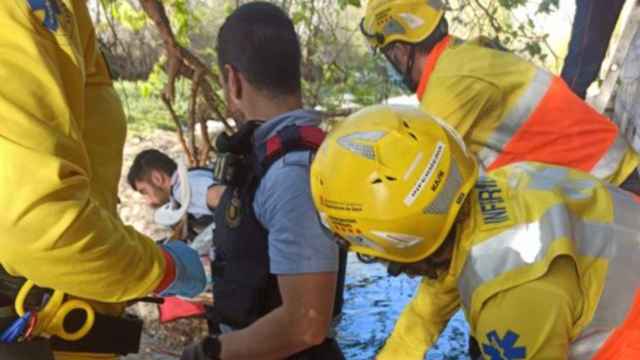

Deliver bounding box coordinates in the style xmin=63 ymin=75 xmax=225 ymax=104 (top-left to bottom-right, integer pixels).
xmin=253 ymin=125 xmax=325 ymax=178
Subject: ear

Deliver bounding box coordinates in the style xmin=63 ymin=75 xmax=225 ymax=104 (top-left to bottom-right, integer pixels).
xmin=224 ymin=64 xmax=243 ymax=105
xmin=150 ymin=170 xmax=168 ymax=187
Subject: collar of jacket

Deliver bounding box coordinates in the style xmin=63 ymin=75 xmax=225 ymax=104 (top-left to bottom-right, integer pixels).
xmin=416 ymin=35 xmax=453 ymax=100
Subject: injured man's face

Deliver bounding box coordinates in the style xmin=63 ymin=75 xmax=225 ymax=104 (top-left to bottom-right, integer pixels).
xmin=135 ymin=178 xmax=171 ymax=209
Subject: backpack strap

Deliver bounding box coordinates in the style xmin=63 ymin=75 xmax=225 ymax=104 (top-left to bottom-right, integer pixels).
xmin=254 ymin=125 xmax=325 ymax=178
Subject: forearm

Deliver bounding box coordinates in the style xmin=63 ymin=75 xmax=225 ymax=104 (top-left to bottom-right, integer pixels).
xmin=219 ymin=306 xmax=319 ymax=359
xmin=219 ymin=271 xmax=337 ymax=359
xmin=0 ymin=0 xmax=167 ymax=303
xmin=379 ymin=278 xmax=460 ymax=360
xmin=0 ymin=173 xmax=166 ymax=301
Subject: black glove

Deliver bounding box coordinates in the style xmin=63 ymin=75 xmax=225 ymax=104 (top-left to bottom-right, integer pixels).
xmin=181 ymin=336 xmax=221 ymax=360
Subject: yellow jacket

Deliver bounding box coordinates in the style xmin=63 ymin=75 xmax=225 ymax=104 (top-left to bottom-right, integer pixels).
xmin=0 ymin=1 xmax=165 ymax=358
xmin=418 ymin=36 xmax=639 ymax=186
xmin=379 ymin=162 xmax=640 ymax=359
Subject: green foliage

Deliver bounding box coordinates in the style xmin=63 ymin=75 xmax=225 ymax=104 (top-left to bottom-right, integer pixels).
xmin=115 ymin=77 xmax=191 ymax=134
xmin=447 ymin=0 xmax=559 ymax=67
xmin=497 ymin=0 xmax=526 ymax=9
xmin=138 ymin=60 xmax=166 ymax=98
xmin=337 ymin=0 xmax=361 ymax=9
xmin=100 ymin=0 xmax=147 ymax=31
xmin=537 ymin=0 xmax=559 ymax=14
xmin=165 ymin=0 xmax=197 ymax=46
xmin=99 ymin=0 xmax=560 ymax=131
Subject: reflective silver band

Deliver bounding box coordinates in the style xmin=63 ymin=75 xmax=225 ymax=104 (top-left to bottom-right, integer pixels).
xmin=590 ymin=134 xmax=629 ymax=180
xmin=571 ymin=188 xmax=640 ymax=358
xmin=459 ymin=187 xmax=640 ymax=358
xmin=569 ymin=329 xmax=614 ymax=359
xmin=458 ymin=203 xmax=592 ymax=310
xmin=476 ymin=69 xmax=553 ymax=168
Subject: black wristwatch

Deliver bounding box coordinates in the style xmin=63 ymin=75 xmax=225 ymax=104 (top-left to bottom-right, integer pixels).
xmin=202 ymin=335 xmax=221 ymax=359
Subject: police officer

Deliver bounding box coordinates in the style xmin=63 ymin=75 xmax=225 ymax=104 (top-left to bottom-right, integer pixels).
xmin=181 ymin=2 xmax=345 ymax=359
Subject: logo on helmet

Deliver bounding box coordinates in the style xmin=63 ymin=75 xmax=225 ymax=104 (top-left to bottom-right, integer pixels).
xmin=404 ymin=142 xmax=445 ymax=206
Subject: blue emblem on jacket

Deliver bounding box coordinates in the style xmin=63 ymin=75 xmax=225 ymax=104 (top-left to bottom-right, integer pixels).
xmin=28 ymin=0 xmax=60 ymax=32
xmin=482 ymin=330 xmax=527 ymax=360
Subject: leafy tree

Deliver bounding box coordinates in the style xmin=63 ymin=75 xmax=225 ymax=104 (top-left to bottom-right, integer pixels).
xmin=91 ymin=0 xmax=559 ymax=164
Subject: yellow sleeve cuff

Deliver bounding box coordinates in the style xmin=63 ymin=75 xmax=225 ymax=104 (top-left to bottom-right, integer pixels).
xmin=377 ymin=336 xmax=427 ymax=360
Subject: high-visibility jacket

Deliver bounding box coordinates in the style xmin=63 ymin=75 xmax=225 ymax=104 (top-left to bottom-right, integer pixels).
xmin=378 ymin=162 xmax=640 ymax=359
xmin=0 ymin=1 xmax=166 ymax=359
xmin=417 ymin=35 xmax=640 ymax=186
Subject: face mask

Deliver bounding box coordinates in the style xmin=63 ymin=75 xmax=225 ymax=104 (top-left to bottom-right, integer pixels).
xmin=384 ymin=61 xmax=406 ymax=87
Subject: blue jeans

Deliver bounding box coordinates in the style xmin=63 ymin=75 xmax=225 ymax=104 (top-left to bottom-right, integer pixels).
xmin=561 ymin=0 xmax=626 ymax=99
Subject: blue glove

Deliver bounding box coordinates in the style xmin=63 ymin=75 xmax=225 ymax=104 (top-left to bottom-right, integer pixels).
xmin=160 ymin=241 xmax=207 ymax=298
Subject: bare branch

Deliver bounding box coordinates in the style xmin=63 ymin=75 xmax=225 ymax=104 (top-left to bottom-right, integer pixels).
xmin=161 ymin=94 xmax=195 ymax=165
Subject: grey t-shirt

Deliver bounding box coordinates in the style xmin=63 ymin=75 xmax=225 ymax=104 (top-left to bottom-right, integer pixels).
xmin=253 ymin=109 xmax=339 ymax=275
xmin=171 ymin=168 xmax=217 ymax=218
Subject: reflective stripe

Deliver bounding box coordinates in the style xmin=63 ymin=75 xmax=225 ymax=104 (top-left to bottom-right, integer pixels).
xmin=459 ymin=187 xmax=640 ymax=358
xmin=569 ymin=330 xmax=614 ymax=360
xmin=477 ymin=69 xmax=553 ymax=168
xmin=571 ymin=189 xmax=640 ymax=359
xmin=428 ymin=0 xmax=444 ymax=10
xmin=590 ymin=134 xmax=628 ymax=180
xmin=458 ymin=204 xmax=602 ymax=310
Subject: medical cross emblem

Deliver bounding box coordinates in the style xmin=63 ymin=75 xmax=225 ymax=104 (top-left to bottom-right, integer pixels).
xmin=27 ymin=0 xmax=61 ymax=32
xmin=482 ymin=330 xmax=527 ymax=360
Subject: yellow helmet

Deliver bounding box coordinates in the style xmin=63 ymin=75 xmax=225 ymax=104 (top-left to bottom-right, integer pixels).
xmin=310 ymin=105 xmax=477 ymax=263
xmin=361 ymin=0 xmax=445 ymax=50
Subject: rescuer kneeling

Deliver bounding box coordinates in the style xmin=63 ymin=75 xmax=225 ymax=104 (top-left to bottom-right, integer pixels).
xmin=311 ymin=104 xmax=640 ymax=360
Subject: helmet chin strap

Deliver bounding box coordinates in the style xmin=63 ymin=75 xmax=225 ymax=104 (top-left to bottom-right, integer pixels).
xmin=402 ymin=45 xmax=418 ymax=92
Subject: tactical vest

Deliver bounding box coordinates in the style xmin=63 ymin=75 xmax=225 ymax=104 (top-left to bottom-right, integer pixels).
xmin=211 ymin=123 xmax=346 ymax=330
xmin=456 ymin=163 xmax=640 ymax=359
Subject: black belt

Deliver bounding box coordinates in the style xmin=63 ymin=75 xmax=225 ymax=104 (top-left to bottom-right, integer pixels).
xmin=49 ymin=311 xmax=142 ymax=355
xmin=0 ymin=265 xmax=143 ymax=355
xmin=0 ymin=338 xmax=54 ymax=360
xmin=0 ymin=305 xmax=142 ymax=355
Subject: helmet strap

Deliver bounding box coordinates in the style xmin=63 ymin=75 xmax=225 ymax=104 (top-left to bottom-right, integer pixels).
xmin=402 ymin=45 xmax=418 ymax=92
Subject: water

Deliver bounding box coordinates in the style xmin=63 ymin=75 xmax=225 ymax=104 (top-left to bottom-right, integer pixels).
xmin=336 ymin=254 xmax=471 ymax=360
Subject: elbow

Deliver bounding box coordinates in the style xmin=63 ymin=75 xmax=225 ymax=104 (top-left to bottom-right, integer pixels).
xmin=300 ymin=328 xmax=327 ymax=348
xmin=292 ymin=313 xmax=331 ymax=348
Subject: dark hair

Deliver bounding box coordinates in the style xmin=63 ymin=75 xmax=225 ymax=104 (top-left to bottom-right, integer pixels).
xmin=127 ymin=149 xmax=177 ymax=190
xmin=216 ymin=1 xmax=301 ymax=96
xmin=414 ymin=16 xmax=449 ymax=55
